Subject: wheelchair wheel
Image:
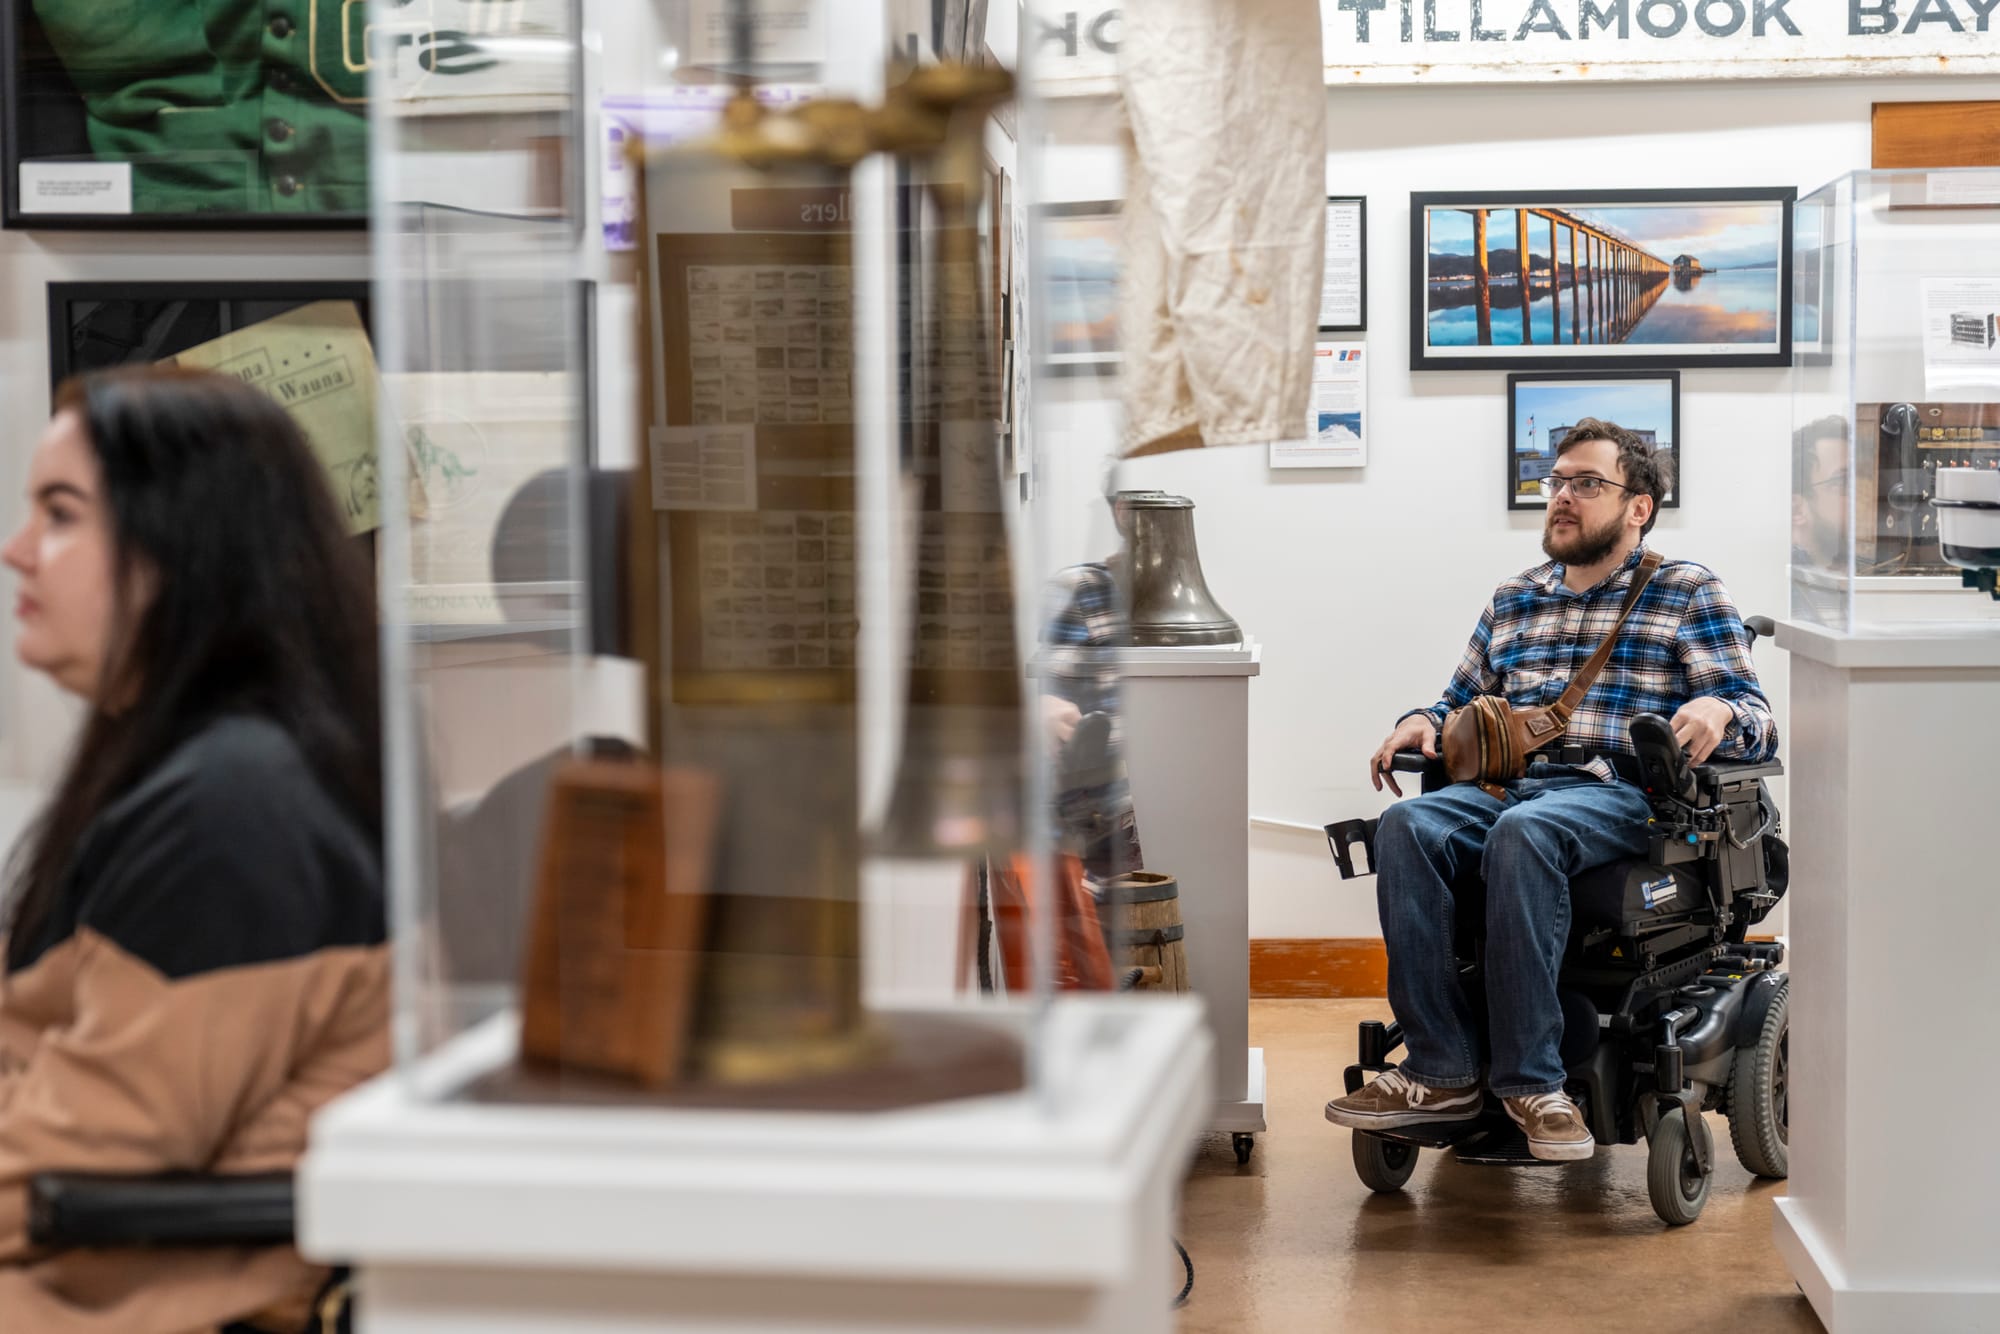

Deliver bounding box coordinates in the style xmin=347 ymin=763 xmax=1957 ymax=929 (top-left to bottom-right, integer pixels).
xmin=1352 ymin=1133 xmax=1419 ymax=1193
xmin=1647 ymin=1107 xmax=1713 ymax=1226
xmin=1728 ymin=978 xmax=1789 ymax=1179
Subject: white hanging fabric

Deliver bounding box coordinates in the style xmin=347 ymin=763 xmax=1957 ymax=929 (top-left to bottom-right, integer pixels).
xmin=1118 ymin=0 xmax=1326 ymax=457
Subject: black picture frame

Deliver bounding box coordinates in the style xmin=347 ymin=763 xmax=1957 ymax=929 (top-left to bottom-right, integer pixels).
xmin=1 ymin=3 xmax=366 ymax=231
xmin=1319 ymin=195 xmax=1367 ymax=334
xmin=47 ymin=280 xmax=373 ymax=389
xmin=1412 ymin=187 xmax=1796 ymax=372
xmin=1506 ymin=370 xmax=1681 ymax=513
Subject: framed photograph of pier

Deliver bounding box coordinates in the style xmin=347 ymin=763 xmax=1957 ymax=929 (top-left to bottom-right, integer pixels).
xmin=1411 ymin=188 xmax=1796 ymax=372
xmin=1506 ymin=371 xmax=1680 ymax=513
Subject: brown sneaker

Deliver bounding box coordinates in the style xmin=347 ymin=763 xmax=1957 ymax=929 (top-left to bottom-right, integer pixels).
xmin=1503 ymin=1091 xmax=1595 ymax=1161
xmin=1324 ymin=1069 xmax=1482 ymax=1129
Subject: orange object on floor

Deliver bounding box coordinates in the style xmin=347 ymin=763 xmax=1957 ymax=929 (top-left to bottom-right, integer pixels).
xmin=983 ymin=853 xmax=1115 ymax=992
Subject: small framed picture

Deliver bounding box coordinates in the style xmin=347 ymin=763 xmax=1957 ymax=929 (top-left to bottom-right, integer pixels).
xmin=1039 ymin=200 xmax=1119 ymax=374
xmin=1506 ymin=370 xmax=1680 ymax=512
xmin=1319 ymin=195 xmax=1366 ymax=333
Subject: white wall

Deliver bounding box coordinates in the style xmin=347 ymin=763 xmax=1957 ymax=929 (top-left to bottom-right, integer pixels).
xmin=1041 ymin=74 xmax=2000 ymax=941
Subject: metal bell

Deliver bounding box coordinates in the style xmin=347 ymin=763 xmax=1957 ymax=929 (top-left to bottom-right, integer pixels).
xmin=1118 ymin=491 xmax=1241 ymax=647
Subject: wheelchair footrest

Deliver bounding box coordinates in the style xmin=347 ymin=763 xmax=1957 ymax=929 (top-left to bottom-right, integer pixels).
xmin=1357 ymin=1121 xmax=1485 ymax=1151
xmin=1355 ymin=1112 xmax=1560 ymax=1166
xmin=1450 ymin=1123 xmax=1566 ymax=1168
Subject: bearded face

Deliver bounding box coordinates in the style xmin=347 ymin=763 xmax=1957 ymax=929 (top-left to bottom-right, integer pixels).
xmin=1542 ymin=493 xmax=1632 ymax=566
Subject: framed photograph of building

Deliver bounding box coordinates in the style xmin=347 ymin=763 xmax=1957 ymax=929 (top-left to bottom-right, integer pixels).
xmin=1506 ymin=371 xmax=1680 ymax=512
xmin=1413 ymin=188 xmax=1795 ymax=372
xmin=1040 ymin=200 xmax=1119 ymax=374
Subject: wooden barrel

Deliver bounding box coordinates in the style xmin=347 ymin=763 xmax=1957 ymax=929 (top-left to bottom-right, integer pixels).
xmin=1102 ymin=872 xmax=1188 ymax=993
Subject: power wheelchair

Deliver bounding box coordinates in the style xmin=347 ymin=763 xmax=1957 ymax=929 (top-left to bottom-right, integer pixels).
xmin=1323 ymin=638 xmax=1791 ymax=1227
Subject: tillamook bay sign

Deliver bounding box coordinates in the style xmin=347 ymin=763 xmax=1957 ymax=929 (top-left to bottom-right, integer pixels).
xmin=1032 ymin=0 xmax=2000 ymax=85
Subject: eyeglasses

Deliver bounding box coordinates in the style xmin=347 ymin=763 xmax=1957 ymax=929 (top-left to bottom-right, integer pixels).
xmin=1538 ymin=474 xmax=1639 ymax=500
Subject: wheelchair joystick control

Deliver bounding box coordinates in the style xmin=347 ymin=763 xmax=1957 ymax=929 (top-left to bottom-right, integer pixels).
xmin=1628 ymin=712 xmax=1696 ymax=805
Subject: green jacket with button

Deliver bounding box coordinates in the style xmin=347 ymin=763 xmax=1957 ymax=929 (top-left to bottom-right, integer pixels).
xmin=30 ymin=0 xmax=366 ymax=216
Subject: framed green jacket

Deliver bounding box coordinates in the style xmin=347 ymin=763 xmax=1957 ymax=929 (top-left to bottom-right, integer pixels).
xmin=25 ymin=0 xmax=374 ymax=218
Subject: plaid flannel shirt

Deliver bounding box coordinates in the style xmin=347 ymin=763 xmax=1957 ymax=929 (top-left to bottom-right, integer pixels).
xmin=1402 ymin=544 xmax=1778 ymax=783
xmin=1039 ymin=560 xmax=1144 ymax=876
xmin=1041 ymin=561 xmax=1123 ymax=717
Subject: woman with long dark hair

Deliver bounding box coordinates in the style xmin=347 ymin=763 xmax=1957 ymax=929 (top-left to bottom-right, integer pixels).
xmin=0 ymin=367 xmax=386 ymax=1332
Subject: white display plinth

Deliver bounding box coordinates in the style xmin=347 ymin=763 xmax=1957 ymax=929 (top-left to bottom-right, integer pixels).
xmin=300 ymin=997 xmax=1211 ymax=1333
xmin=1118 ymin=640 xmax=1264 ymax=1145
xmin=1772 ymin=618 xmax=2000 ymax=1334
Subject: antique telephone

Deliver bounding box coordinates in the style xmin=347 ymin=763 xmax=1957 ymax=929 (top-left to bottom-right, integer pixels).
xmin=1878 ymin=401 xmax=1932 ymax=552
xmin=1866 ymin=401 xmax=2000 ymax=574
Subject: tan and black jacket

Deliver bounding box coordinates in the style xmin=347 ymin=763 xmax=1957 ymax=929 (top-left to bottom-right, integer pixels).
xmin=0 ymin=715 xmax=387 ymax=1333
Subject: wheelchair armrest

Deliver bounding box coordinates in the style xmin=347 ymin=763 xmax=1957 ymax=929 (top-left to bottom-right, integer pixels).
xmin=1690 ymin=758 xmax=1784 ymax=785
xmin=28 ymin=1172 xmax=296 ymax=1248
xmin=1687 ymin=758 xmax=1784 ymax=812
xmin=1391 ymin=750 xmax=1450 ymax=792
xmin=1387 ymin=749 xmax=1434 ymax=774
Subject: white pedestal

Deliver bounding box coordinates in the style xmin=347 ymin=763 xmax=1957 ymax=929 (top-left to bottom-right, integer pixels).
xmin=1118 ymin=641 xmax=1265 ymax=1139
xmin=1772 ymin=619 xmax=2000 ymax=1334
xmin=300 ymin=997 xmax=1211 ymax=1333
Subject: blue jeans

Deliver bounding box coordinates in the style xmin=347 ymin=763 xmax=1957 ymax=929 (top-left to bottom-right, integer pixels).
xmin=1374 ymin=765 xmax=1653 ymax=1097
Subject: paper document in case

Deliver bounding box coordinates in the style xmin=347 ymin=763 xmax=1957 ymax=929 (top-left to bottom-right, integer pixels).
xmin=397 ymin=371 xmax=577 ymax=626
xmin=1920 ymin=276 xmax=2000 ymax=402
xmin=167 ymin=301 xmax=417 ymax=534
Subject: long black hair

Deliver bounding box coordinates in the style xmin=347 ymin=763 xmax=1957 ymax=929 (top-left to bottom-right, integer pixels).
xmin=5 ymin=367 xmax=381 ymax=969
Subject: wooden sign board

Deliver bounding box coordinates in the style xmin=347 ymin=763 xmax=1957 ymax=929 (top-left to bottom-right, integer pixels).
xmin=1874 ymin=102 xmax=2000 ymax=170
xmin=519 ymin=759 xmax=722 ymax=1086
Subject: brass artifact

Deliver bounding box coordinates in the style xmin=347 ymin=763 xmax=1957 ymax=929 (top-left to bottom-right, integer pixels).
xmin=1119 ymin=491 xmax=1242 ymax=647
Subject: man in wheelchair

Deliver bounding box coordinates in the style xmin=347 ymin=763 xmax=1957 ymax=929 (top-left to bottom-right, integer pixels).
xmin=1323 ymin=420 xmax=1781 ymax=1195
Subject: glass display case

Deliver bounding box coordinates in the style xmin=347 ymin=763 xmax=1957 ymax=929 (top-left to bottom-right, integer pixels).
xmin=371 ymin=1 xmax=1137 ymax=1111
xmin=1790 ymin=169 xmax=2000 ymax=631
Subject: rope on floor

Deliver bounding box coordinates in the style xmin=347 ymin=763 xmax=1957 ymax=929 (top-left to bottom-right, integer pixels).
xmin=1174 ymin=1237 xmax=1194 ymax=1308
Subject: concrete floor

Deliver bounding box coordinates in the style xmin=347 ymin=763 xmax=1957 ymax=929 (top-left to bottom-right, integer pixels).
xmin=1176 ymin=998 xmax=1823 ymax=1334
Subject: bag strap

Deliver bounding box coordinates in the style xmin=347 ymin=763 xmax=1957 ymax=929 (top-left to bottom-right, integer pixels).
xmin=1549 ymin=550 xmax=1663 ymax=725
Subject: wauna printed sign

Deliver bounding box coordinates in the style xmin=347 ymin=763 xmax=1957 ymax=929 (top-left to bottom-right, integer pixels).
xmin=1030 ymin=1 xmax=2000 ymax=86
